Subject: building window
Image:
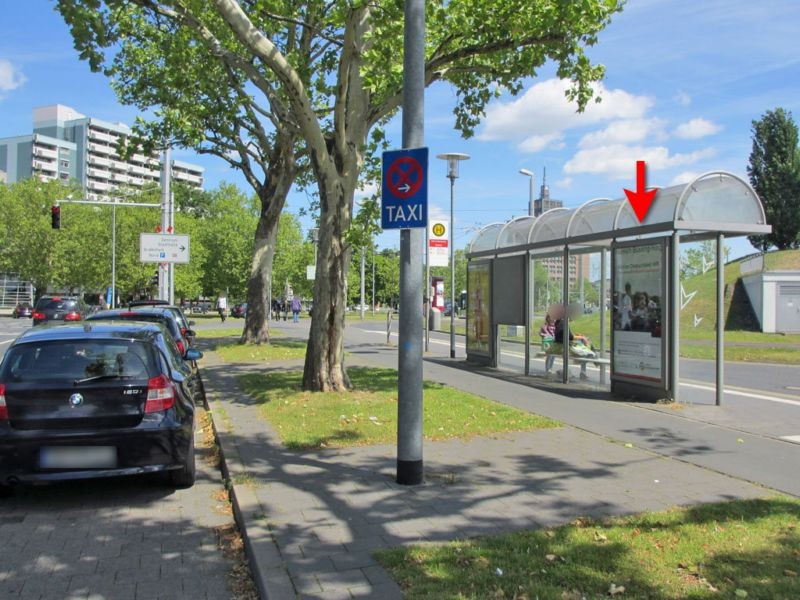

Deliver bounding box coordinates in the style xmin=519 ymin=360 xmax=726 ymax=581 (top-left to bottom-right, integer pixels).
xmin=60 ymin=159 xmax=70 ymax=168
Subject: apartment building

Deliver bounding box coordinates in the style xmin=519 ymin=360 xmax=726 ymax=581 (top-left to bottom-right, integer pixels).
xmin=0 ymin=104 xmax=204 ymax=199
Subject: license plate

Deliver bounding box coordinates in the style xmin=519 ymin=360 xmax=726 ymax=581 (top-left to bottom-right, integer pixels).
xmin=39 ymin=446 xmax=117 ymax=469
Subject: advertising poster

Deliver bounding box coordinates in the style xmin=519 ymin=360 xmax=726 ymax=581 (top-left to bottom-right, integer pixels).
xmin=467 ymin=262 xmax=491 ymax=356
xmin=613 ymin=242 xmax=664 ymax=382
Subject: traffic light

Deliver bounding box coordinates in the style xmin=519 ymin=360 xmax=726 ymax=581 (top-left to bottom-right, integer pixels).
xmin=149 ymin=270 xmax=159 ymax=286
xmin=51 ymin=205 xmax=61 ymax=229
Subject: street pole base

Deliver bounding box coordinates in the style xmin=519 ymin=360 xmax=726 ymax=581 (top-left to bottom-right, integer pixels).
xmin=396 ymin=459 xmax=423 ymax=485
xmin=450 ymin=350 xmax=455 ymax=359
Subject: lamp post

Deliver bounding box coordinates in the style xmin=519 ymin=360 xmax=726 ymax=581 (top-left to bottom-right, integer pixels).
xmin=436 ymin=152 xmax=470 ymax=359
xmin=519 ymin=168 xmax=535 ymax=217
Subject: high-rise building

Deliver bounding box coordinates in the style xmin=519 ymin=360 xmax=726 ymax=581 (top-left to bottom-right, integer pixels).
xmin=0 ymin=104 xmax=204 ymax=199
xmin=533 ymin=169 xmax=591 ymax=297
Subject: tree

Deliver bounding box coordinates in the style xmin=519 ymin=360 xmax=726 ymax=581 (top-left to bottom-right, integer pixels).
xmin=747 ymin=108 xmax=800 ymax=251
xmin=58 ymin=0 xmax=623 ymax=390
xmin=680 ymin=240 xmax=730 ymax=280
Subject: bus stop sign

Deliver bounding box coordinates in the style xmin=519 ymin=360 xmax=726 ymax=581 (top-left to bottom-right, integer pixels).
xmin=381 ymin=147 xmax=428 ymax=229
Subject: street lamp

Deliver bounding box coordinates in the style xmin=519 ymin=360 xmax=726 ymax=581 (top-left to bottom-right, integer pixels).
xmin=436 ymin=152 xmax=470 ymax=359
xmin=519 ymin=168 xmax=535 ymax=217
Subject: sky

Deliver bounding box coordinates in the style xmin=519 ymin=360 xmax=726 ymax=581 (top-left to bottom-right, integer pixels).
xmin=1 ymin=0 xmax=799 ymax=258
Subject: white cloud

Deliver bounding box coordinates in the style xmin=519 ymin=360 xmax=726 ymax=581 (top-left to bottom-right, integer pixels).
xmin=0 ymin=59 xmax=26 ymax=93
xmin=556 ymin=177 xmax=573 ymax=189
xmin=578 ymin=118 xmax=667 ymax=148
xmin=518 ymin=133 xmax=564 ymax=153
xmin=673 ymin=118 xmax=722 ymax=139
xmin=564 ymin=145 xmax=716 ymax=180
xmin=479 ymin=78 xmax=654 ymax=152
xmin=674 ymin=91 xmax=692 ymax=107
xmin=669 ymin=171 xmax=702 ymax=186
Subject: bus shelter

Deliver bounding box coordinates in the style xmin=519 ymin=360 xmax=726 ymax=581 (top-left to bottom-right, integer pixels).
xmin=465 ymin=172 xmax=770 ymax=403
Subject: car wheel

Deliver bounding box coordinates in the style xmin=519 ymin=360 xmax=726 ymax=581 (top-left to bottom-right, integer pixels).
xmin=0 ymin=484 xmax=13 ymax=498
xmin=169 ymin=435 xmax=196 ymax=489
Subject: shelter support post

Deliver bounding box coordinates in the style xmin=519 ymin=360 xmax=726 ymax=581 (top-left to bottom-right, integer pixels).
xmin=562 ymin=246 xmax=570 ymax=384
xmin=716 ymin=233 xmax=725 ymax=406
xmin=599 ymin=248 xmax=607 ymax=385
xmin=524 ymin=253 xmax=531 ymax=376
xmin=670 ymin=232 xmax=680 ymax=401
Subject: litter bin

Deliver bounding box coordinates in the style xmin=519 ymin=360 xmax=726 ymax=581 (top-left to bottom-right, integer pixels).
xmin=429 ymin=306 xmax=442 ymax=331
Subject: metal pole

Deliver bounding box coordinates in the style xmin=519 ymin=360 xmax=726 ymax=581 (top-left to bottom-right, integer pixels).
xmin=670 ymin=232 xmax=680 ymax=401
xmin=360 ymin=248 xmax=366 ymax=320
xmin=449 ymin=177 xmax=456 ymax=359
xmin=716 ymin=233 xmax=724 ymax=406
xmin=111 ymin=203 xmax=116 ymax=308
xmin=397 ymin=0 xmax=425 ymax=486
xmin=528 ymin=175 xmax=535 ymax=217
xmin=159 ymin=147 xmax=171 ymax=301
xmin=425 ymin=225 xmax=430 ymax=352
xmin=372 ymin=245 xmax=376 ymax=316
xmin=599 ymin=248 xmax=607 ymax=385
xmin=562 ymin=246 xmax=570 ymax=384
xmin=524 ymin=253 xmax=530 ymax=376
xmin=169 ymin=190 xmax=175 ymax=305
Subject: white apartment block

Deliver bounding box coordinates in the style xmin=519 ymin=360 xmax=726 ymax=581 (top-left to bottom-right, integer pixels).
xmin=0 ymin=104 xmax=204 ymax=199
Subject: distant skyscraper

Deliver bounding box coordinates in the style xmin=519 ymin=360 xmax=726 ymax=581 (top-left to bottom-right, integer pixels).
xmin=533 ymin=168 xmax=562 ymax=216
xmin=0 ymin=104 xmax=204 ymax=199
xmin=534 ymin=168 xmax=590 ymax=296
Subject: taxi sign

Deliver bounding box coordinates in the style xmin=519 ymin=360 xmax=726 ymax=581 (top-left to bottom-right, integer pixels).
xmin=381 ymin=147 xmax=428 ymax=229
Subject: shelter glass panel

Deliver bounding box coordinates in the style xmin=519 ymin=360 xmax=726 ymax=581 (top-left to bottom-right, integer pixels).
xmin=496 ymin=216 xmax=535 ymax=249
xmin=469 ymin=223 xmax=504 ymax=253
xmin=466 ymin=261 xmax=492 ymax=358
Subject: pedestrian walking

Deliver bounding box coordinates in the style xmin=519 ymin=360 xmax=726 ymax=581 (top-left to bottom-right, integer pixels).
xmin=291 ymin=296 xmax=302 ymax=323
xmin=216 ymin=295 xmax=228 ymax=323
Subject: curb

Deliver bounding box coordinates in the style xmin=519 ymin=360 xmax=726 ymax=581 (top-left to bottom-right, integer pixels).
xmin=206 ymin=395 xmax=296 ymax=600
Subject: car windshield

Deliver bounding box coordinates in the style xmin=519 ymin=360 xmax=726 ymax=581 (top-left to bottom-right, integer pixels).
xmin=0 ymin=340 xmax=153 ymax=382
xmin=89 ymin=313 xmax=179 ymax=337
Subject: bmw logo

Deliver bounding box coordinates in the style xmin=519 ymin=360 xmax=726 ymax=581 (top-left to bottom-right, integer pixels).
xmin=69 ymin=393 xmax=84 ymax=407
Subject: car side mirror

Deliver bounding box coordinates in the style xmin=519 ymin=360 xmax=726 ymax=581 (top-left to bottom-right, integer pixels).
xmin=188 ymin=320 xmax=196 ymax=326
xmin=184 ymin=329 xmax=197 ymax=337
xmin=184 ymin=348 xmax=203 ymax=361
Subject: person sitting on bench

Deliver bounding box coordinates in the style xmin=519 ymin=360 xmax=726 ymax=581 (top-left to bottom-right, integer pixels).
xmin=553 ymin=316 xmax=592 ymax=381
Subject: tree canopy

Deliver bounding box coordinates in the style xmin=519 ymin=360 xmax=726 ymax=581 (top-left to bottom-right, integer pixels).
xmin=747 ymin=108 xmax=800 ymax=251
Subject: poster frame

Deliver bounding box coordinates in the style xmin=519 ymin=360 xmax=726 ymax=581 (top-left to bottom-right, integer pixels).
xmin=466 ymin=259 xmax=493 ymax=363
xmin=610 ymin=238 xmax=668 ymax=390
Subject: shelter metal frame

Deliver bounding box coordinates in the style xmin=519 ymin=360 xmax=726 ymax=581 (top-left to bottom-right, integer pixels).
xmin=466 ymin=172 xmax=771 ymax=404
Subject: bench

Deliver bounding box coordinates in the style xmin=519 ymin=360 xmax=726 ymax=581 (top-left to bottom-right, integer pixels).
xmin=532 ymin=348 xmax=610 ymax=383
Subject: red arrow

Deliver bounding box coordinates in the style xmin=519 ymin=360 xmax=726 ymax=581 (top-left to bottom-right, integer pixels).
xmin=624 ymin=160 xmax=658 ymax=223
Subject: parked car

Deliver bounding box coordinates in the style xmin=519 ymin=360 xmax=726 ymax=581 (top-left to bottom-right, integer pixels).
xmin=87 ymin=308 xmax=196 ymax=358
xmin=231 ymin=303 xmax=247 ymax=318
xmin=127 ymin=302 xmax=196 ymax=345
xmin=0 ymin=321 xmax=202 ymax=493
xmin=32 ymin=296 xmax=89 ymax=326
xmin=12 ymin=303 xmax=33 ymax=319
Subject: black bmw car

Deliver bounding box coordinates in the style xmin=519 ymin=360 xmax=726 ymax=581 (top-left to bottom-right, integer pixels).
xmin=0 ymin=322 xmax=202 ymax=494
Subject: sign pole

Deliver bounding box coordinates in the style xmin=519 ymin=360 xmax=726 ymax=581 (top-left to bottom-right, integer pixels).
xmin=159 ymin=146 xmax=171 ymax=302
xmin=397 ymin=0 xmax=425 ymax=486
xmin=425 ymin=225 xmax=430 ymax=352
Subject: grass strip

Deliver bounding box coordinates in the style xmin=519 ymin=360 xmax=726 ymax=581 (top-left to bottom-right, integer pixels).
xmin=378 ymin=497 xmax=800 ymax=600
xmin=240 ymin=367 xmax=558 ymax=450
xmin=215 ymin=338 xmax=306 ymax=363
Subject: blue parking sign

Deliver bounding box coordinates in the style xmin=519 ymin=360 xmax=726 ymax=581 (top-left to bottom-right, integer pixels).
xmin=381 ymin=147 xmax=428 ymax=229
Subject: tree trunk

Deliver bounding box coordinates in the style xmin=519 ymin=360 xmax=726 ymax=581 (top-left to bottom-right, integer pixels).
xmin=241 ymin=136 xmax=295 ymax=344
xmin=302 ymin=172 xmax=353 ymax=391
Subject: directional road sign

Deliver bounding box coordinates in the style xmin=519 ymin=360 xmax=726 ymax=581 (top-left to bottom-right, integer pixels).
xmin=140 ymin=233 xmax=190 ymax=264
xmin=381 ymin=147 xmax=428 ymax=229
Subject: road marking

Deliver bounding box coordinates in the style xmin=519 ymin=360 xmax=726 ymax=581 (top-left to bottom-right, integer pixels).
xmin=680 ymin=382 xmax=800 ymax=407
xmin=0 ymin=339 xmax=14 ymax=346
xmin=781 ymin=435 xmax=800 ymax=444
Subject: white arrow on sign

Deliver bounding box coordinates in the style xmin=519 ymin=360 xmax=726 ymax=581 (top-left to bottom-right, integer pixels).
xmin=398 ymin=183 xmax=411 ymax=193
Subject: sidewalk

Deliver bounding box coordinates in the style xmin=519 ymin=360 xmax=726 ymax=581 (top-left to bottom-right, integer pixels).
xmin=199 ymin=345 xmax=774 ymax=600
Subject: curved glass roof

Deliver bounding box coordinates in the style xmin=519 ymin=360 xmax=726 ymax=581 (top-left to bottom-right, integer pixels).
xmin=467 ymin=171 xmax=769 ymax=257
